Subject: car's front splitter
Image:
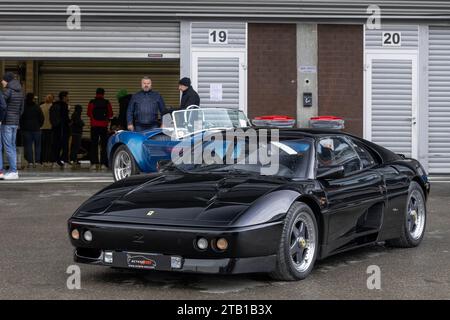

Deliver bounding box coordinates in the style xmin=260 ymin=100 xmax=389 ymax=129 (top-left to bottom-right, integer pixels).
xmin=74 ymin=248 xmax=277 ymax=274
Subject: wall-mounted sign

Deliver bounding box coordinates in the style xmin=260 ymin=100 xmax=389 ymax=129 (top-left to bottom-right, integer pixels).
xmin=382 ymin=32 xmax=402 ymax=47
xmin=209 ymin=29 xmax=228 ymax=44
xmin=210 ymin=83 xmax=223 ymax=101
xmin=299 ymin=66 xmax=317 ymax=74
xmin=303 ymin=92 xmax=313 ymax=107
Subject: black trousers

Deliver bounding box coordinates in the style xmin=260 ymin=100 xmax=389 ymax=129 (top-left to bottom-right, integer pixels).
xmin=90 ymin=126 xmax=108 ymax=166
xmin=52 ymin=125 xmax=69 ymax=163
xmin=70 ymin=134 xmax=82 ymax=163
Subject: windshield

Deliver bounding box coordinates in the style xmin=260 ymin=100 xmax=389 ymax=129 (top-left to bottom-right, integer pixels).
xmin=163 ymin=108 xmax=250 ymax=139
xmin=169 ymin=137 xmax=313 ymax=179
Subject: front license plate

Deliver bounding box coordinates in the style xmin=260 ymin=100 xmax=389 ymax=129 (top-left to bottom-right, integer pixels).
xmin=114 ymin=252 xmax=171 ymax=270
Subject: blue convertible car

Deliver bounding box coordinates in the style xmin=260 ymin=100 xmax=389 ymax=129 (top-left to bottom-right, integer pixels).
xmin=107 ymin=107 xmax=251 ymax=181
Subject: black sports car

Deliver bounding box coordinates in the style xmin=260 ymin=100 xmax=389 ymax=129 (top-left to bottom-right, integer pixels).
xmin=68 ymin=128 xmax=430 ymax=280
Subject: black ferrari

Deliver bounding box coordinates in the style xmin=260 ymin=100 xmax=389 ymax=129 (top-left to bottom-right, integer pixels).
xmin=68 ymin=128 xmax=430 ymax=280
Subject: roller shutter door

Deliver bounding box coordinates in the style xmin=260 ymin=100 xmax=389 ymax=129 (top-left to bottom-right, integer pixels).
xmin=197 ymin=57 xmax=240 ymax=109
xmin=428 ymin=27 xmax=450 ymax=173
xmin=0 ymin=21 xmax=180 ymax=59
xmin=366 ymin=54 xmax=417 ymax=158
xmin=39 ymin=61 xmax=180 ymax=136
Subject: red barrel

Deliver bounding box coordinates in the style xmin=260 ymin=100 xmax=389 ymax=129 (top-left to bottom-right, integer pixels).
xmin=309 ymin=116 xmax=344 ymax=130
xmin=252 ymin=115 xmax=296 ymax=128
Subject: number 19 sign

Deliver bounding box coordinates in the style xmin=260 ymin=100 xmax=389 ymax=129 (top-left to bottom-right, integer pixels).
xmin=209 ymin=29 xmax=228 ymax=44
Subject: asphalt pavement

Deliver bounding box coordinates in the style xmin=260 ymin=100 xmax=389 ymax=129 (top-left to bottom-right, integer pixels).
xmin=0 ymin=172 xmax=449 ymax=300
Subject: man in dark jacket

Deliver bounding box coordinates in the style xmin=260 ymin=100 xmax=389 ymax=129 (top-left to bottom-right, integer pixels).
xmin=87 ymin=88 xmax=113 ymax=169
xmin=0 ymin=72 xmax=24 ymax=180
xmin=178 ymin=77 xmax=200 ymax=109
xmin=50 ymin=91 xmax=70 ymax=167
xmin=21 ymin=93 xmax=44 ymax=167
xmin=127 ymin=77 xmax=166 ymax=132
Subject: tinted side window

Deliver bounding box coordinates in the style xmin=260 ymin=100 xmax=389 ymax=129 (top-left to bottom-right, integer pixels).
xmin=350 ymin=139 xmax=376 ymax=168
xmin=317 ymin=137 xmax=362 ymax=175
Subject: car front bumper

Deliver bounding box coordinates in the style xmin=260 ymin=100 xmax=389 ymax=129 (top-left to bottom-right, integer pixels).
xmin=68 ymin=218 xmax=282 ymax=274
xmin=74 ymin=248 xmax=277 ymax=274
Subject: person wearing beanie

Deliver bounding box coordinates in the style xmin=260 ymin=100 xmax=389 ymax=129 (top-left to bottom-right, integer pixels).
xmin=87 ymin=87 xmax=113 ymax=170
xmin=0 ymin=72 xmax=24 ymax=180
xmin=178 ymin=77 xmax=200 ymax=109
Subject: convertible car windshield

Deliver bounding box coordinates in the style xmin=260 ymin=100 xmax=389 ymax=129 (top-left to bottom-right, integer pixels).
xmin=171 ymin=138 xmax=313 ymax=179
xmin=163 ymin=108 xmax=250 ymax=138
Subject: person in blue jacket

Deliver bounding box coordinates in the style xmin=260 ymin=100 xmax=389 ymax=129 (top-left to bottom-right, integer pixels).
xmin=127 ymin=76 xmax=167 ymax=132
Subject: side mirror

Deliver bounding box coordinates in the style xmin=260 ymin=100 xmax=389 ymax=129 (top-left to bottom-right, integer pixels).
xmin=316 ymin=165 xmax=345 ymax=180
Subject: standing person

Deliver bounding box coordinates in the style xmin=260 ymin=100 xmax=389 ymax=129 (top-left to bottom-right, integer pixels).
xmin=40 ymin=94 xmax=54 ymax=167
xmin=0 ymin=72 xmax=24 ymax=180
xmin=127 ymin=77 xmax=166 ymax=132
xmin=87 ymin=88 xmax=113 ymax=170
xmin=0 ymin=93 xmax=7 ymax=179
xmin=178 ymin=77 xmax=200 ymax=109
xmin=116 ymin=88 xmax=132 ymax=130
xmin=21 ymin=93 xmax=44 ymax=168
xmin=69 ymin=104 xmax=85 ymax=166
xmin=50 ymin=91 xmax=70 ymax=167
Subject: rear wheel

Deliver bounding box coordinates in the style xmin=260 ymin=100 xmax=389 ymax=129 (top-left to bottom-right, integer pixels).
xmin=271 ymin=202 xmax=319 ymax=281
xmin=112 ymin=145 xmax=139 ymax=181
xmin=386 ymin=181 xmax=426 ymax=248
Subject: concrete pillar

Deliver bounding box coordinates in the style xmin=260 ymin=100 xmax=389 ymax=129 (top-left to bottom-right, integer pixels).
xmin=180 ymin=20 xmax=191 ymax=79
xmin=296 ymin=24 xmax=318 ymax=128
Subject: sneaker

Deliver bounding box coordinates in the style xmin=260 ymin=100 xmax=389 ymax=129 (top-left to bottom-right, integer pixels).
xmin=4 ymin=171 xmax=19 ymax=180
xmin=100 ymin=165 xmax=108 ymax=170
xmin=0 ymin=172 xmax=4 ymax=180
xmin=56 ymin=160 xmax=65 ymax=167
xmin=90 ymin=164 xmax=97 ymax=170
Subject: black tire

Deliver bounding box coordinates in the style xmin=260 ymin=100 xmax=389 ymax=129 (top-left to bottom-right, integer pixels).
xmin=386 ymin=181 xmax=427 ymax=248
xmin=270 ymin=202 xmax=319 ymax=281
xmin=112 ymin=145 xmax=140 ymax=181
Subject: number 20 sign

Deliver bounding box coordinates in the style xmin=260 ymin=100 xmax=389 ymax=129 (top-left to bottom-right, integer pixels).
xmin=382 ymin=32 xmax=402 ymax=47
xmin=209 ymin=29 xmax=228 ymax=44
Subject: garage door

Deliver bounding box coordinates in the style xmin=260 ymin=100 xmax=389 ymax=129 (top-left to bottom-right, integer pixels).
xmin=365 ymin=53 xmax=418 ymax=158
xmin=0 ymin=21 xmax=179 ymax=59
xmin=39 ymin=60 xmax=180 ymax=136
xmin=428 ymin=27 xmax=450 ymax=173
xmin=192 ymin=52 xmax=246 ymax=111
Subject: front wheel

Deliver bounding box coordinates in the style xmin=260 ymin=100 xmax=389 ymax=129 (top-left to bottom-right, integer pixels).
xmin=271 ymin=202 xmax=319 ymax=281
xmin=386 ymin=181 xmax=427 ymax=248
xmin=112 ymin=145 xmax=139 ymax=181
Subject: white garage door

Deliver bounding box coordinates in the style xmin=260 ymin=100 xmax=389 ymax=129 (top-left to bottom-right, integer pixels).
xmin=365 ymin=53 xmax=418 ymax=158
xmin=428 ymin=27 xmax=450 ymax=173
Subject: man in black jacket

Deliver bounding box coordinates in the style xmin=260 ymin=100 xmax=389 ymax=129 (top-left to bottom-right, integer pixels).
xmin=178 ymin=77 xmax=200 ymax=109
xmin=50 ymin=91 xmax=70 ymax=167
xmin=0 ymin=72 xmax=24 ymax=180
xmin=21 ymin=93 xmax=44 ymax=167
